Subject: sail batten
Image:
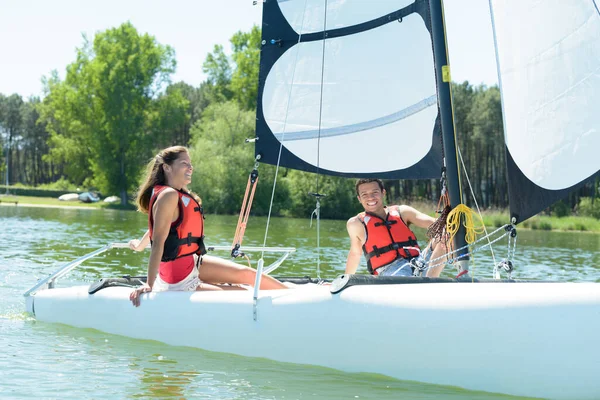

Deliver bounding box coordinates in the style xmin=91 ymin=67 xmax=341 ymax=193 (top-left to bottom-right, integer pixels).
xmin=273 ymin=95 xmax=437 ymax=142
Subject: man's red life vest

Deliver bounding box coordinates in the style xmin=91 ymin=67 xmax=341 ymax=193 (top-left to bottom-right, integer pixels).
xmin=358 ymin=208 xmax=420 ymax=275
xmin=148 ymin=185 xmax=206 ymax=262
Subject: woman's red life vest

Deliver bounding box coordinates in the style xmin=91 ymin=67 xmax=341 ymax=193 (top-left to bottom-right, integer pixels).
xmin=148 ymin=185 xmax=206 ymax=262
xmin=359 ymin=208 xmax=420 ymax=275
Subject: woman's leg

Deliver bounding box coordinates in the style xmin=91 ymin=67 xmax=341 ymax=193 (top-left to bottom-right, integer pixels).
xmin=195 ymin=282 xmax=245 ymax=291
xmin=198 ymin=255 xmax=287 ymax=289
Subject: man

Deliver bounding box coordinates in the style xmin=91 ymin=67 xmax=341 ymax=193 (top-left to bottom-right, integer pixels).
xmin=345 ymin=178 xmax=447 ymax=277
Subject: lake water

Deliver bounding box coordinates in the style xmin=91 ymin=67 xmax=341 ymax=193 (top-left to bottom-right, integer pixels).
xmin=1 ymin=205 xmax=598 ymax=399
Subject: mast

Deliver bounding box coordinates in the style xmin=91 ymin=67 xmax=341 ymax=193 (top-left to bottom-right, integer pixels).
xmin=428 ymin=0 xmax=470 ymax=274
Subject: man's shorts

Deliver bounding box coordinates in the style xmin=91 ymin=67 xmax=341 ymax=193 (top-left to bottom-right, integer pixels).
xmin=376 ymin=245 xmax=433 ymax=277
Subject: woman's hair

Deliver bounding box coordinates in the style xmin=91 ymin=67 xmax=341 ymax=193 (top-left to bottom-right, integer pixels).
xmin=136 ymin=146 xmax=201 ymax=214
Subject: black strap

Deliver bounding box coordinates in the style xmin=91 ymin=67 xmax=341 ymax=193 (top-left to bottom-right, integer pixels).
xmin=364 ymin=238 xmax=419 ymax=261
xmin=374 ymin=220 xmax=397 ymax=228
xmin=177 ymin=233 xmax=203 ymax=247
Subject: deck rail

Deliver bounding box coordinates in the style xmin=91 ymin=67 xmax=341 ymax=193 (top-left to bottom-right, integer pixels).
xmin=23 ymin=242 xmax=295 ymax=297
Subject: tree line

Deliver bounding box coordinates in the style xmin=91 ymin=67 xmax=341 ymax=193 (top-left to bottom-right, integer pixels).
xmin=0 ymin=22 xmax=597 ymax=218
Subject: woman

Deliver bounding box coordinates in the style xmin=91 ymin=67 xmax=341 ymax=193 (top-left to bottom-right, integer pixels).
xmin=129 ymin=146 xmax=287 ymax=307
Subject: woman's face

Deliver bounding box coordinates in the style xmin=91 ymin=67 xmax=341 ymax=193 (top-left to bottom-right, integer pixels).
xmin=165 ymin=152 xmax=193 ymax=189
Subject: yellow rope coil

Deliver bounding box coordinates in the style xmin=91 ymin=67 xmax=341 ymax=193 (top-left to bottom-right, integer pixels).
xmin=446 ymin=204 xmax=485 ymax=245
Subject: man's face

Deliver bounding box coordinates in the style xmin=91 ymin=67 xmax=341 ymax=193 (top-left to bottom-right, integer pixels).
xmin=357 ymin=182 xmax=385 ymax=213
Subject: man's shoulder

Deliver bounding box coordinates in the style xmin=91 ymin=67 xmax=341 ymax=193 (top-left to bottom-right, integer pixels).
xmin=395 ymin=204 xmax=415 ymax=214
xmin=392 ymin=205 xmax=413 ymax=223
xmin=347 ymin=213 xmax=366 ymax=239
xmin=347 ymin=213 xmax=362 ymax=224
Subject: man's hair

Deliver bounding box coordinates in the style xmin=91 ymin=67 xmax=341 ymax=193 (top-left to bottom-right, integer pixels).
xmin=355 ymin=178 xmax=384 ymax=195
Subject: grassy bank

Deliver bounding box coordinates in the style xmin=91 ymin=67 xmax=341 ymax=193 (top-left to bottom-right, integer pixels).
xmin=395 ymin=200 xmax=600 ymax=233
xmin=481 ymin=211 xmax=600 ymax=233
xmin=0 ymin=195 xmax=135 ymax=210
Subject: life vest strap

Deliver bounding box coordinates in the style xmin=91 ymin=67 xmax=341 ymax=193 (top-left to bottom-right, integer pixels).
xmin=176 ymin=234 xmax=207 ymax=255
xmin=374 ymin=220 xmax=398 ymax=228
xmin=178 ymin=234 xmax=201 ymax=245
xmin=364 ymin=239 xmax=419 ymax=261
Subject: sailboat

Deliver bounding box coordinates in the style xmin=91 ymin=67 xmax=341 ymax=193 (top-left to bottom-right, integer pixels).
xmin=24 ymin=1 xmax=600 ymax=399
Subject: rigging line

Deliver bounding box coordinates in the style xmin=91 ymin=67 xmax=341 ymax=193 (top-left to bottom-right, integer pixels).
xmin=312 ymin=0 xmax=329 ymax=280
xmin=457 ymin=146 xmax=498 ymax=268
xmin=260 ymin=0 xmax=310 ymax=261
xmin=487 ymin=0 xmax=511 ymax=179
xmin=427 ymin=223 xmax=510 ymax=268
xmin=426 ymin=227 xmax=510 ymax=271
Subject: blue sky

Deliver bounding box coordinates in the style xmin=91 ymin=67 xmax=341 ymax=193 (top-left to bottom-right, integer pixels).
xmin=0 ymin=0 xmax=498 ymax=99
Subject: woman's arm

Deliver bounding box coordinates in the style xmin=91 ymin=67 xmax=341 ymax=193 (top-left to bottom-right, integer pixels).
xmin=130 ymin=190 xmax=178 ymax=306
xmin=129 ymin=230 xmax=150 ymax=252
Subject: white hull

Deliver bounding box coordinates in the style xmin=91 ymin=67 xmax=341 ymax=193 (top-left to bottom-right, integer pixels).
xmin=27 ymin=282 xmax=600 ymax=399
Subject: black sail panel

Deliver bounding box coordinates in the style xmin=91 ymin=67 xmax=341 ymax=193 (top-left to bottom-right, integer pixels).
xmin=506 ymin=149 xmax=600 ymax=223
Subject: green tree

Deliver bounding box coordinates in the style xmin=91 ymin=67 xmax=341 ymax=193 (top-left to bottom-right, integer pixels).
xmin=41 ymin=23 xmax=176 ymax=203
xmin=189 ymin=101 xmax=289 ymax=216
xmin=202 ymin=44 xmax=233 ymax=103
xmin=39 ymin=70 xmax=94 ymax=185
xmin=168 ymin=81 xmax=211 ymax=139
xmin=285 ymin=171 xmax=358 ymax=219
xmin=229 ymin=25 xmax=261 ymax=110
xmin=92 ymin=23 xmax=175 ymax=202
xmin=146 ymin=85 xmax=190 ymax=149
xmin=20 ymin=98 xmax=51 ymax=185
xmin=0 ymin=93 xmax=24 ymax=187
xmin=202 ymin=25 xmax=261 ymax=110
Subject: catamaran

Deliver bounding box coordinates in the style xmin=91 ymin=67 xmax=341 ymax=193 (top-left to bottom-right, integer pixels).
xmin=24 ymin=1 xmax=600 ymax=399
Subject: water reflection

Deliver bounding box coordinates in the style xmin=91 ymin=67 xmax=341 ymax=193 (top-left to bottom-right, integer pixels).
xmin=133 ymin=356 xmax=199 ymax=399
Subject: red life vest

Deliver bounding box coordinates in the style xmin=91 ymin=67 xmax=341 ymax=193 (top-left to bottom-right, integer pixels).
xmin=148 ymin=185 xmax=206 ymax=262
xmin=359 ymin=208 xmax=420 ymax=275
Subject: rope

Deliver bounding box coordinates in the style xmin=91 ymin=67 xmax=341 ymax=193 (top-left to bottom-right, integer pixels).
xmin=231 ymin=164 xmax=259 ymax=257
xmin=446 ymin=204 xmax=485 ymax=245
xmin=457 ymin=146 xmax=499 ymax=267
xmin=259 ymin=0 xmax=309 ymax=262
xmin=308 ymin=0 xmax=329 ymax=280
xmin=425 ymin=224 xmax=513 ymax=274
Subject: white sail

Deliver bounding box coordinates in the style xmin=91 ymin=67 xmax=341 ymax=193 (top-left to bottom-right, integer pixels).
xmin=491 ymin=0 xmax=600 ymax=191
xmin=256 ymin=0 xmax=442 ymax=178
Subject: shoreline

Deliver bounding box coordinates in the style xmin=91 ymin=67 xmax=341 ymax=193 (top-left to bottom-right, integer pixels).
xmin=0 ymin=202 xmax=100 ymax=211
xmin=2 ymin=197 xmax=599 ymax=233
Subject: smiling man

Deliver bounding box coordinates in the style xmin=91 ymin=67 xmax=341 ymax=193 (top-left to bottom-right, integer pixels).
xmin=345 ymin=179 xmax=448 ymax=277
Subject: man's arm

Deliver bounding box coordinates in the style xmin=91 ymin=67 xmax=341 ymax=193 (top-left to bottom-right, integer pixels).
xmin=345 ymin=217 xmax=364 ymax=274
xmin=398 ymin=205 xmax=435 ymax=229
